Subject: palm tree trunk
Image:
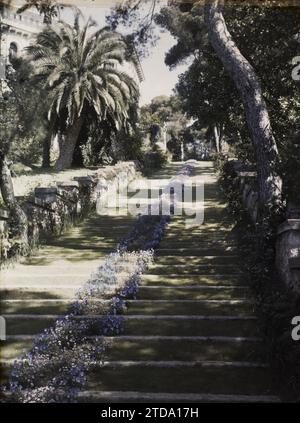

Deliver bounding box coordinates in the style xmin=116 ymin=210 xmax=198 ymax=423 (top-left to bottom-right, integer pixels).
xmin=204 ymin=0 xmax=282 ymax=209
xmin=0 ymin=150 xmax=28 ymax=250
xmin=54 ymin=117 xmax=84 ymax=171
xmin=213 ymin=124 xmax=221 ymax=153
xmin=42 ymin=132 xmax=52 ymax=168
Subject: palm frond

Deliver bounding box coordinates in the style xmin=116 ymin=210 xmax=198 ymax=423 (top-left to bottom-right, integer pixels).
xmin=29 ymin=19 xmax=140 ymax=129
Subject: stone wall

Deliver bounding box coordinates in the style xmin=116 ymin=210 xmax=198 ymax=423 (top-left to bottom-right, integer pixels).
xmin=0 ymin=161 xmax=141 ymax=261
xmin=222 ymin=158 xmax=300 ymax=292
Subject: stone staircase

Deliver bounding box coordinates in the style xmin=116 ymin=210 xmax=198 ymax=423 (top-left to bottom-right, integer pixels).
xmin=0 ymin=214 xmax=135 ymax=382
xmin=78 ymin=162 xmax=280 ymax=403
xmin=0 ymin=162 xmax=280 ymax=402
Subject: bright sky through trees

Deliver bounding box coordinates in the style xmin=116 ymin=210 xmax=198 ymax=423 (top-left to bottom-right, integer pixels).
xmin=62 ymin=3 xmax=189 ymax=105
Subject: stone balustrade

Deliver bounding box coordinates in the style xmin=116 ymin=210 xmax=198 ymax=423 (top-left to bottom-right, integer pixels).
xmin=222 ymin=158 xmax=300 ymax=291
xmin=0 ymin=161 xmax=141 ymax=261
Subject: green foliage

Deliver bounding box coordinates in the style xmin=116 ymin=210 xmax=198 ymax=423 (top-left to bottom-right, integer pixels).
xmin=143 ymin=150 xmax=168 ymax=170
xmin=0 ymin=57 xmax=48 ymax=166
xmin=106 ymin=0 xmax=160 ymax=57
xmin=219 ymin=159 xmax=300 ymax=400
xmin=140 ymin=95 xmax=185 ymax=129
xmin=279 ymin=134 xmax=300 ymax=204
xmin=237 ymin=214 xmax=300 ymax=401
xmin=17 ymin=0 xmax=80 ymax=24
xmin=79 ymin=101 xmax=142 ymax=166
xmin=27 ymin=18 xmax=139 ymax=138
xmin=157 ymin=3 xmax=300 ymax=201
xmin=140 ymin=95 xmax=187 ymax=147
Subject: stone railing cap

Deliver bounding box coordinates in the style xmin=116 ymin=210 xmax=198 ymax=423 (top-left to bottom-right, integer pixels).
xmin=73 ymin=176 xmax=94 ymax=185
xmin=0 ymin=209 xmax=9 ymax=219
xmin=277 ymin=219 xmax=300 ymax=235
xmin=289 ymin=257 xmax=300 ymax=269
xmin=238 ymin=171 xmax=257 ymax=177
xmin=57 ymin=181 xmax=80 ymax=188
xmin=35 ymin=187 xmax=58 ymax=195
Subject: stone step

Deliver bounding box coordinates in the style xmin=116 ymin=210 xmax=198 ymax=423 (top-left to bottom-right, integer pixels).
xmin=0 ymin=358 xmax=269 ymax=368
xmin=137 ymin=286 xmax=249 ymax=300
xmin=85 ymin=363 xmax=274 ymax=396
xmin=122 ymin=316 xmax=258 ymax=337
xmin=125 ymin=299 xmax=254 ymax=316
xmin=0 ymin=334 xmax=260 ymax=362
xmin=0 ymin=299 xmax=72 ymax=315
xmin=77 ymin=390 xmax=280 ymax=403
xmin=156 ymin=255 xmax=239 ymax=265
xmin=162 ymin=235 xmax=235 ymax=242
xmin=1 ymin=264 xmax=103 ymax=275
xmin=147 ymin=264 xmax=240 ymax=275
xmin=156 ymin=248 xmax=237 ymax=256
xmin=3 ymin=315 xmax=259 ymax=337
xmin=0 ymin=299 xmax=253 ymax=316
xmin=1 ymin=287 xmax=77 ymax=300
xmin=105 ymin=336 xmax=264 ymax=362
xmin=22 ymin=253 xmax=113 ymax=265
xmin=140 ymin=274 xmax=246 ymax=286
xmin=158 ymin=241 xmax=237 ymax=248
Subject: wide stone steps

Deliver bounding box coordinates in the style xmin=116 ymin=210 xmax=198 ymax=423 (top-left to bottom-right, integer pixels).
xmin=79 ymin=162 xmax=278 ymax=403
xmin=0 ymin=161 xmax=279 ymax=403
xmin=0 ymin=206 xmax=137 ymax=392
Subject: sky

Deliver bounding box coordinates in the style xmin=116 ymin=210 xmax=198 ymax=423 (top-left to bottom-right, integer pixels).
xmin=63 ymin=3 xmax=189 ymax=105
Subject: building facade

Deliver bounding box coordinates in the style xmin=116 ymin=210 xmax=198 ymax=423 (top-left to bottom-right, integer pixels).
xmin=0 ymin=5 xmax=144 ymax=82
xmin=0 ymin=5 xmax=44 ymax=69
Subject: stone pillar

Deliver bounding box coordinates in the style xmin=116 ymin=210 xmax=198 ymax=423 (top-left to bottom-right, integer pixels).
xmin=0 ymin=209 xmax=9 ymax=260
xmin=276 ymin=219 xmax=300 ymax=292
xmin=238 ymin=172 xmax=258 ymax=224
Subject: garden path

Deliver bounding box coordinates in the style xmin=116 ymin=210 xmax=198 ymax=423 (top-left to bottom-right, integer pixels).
xmin=80 ymin=162 xmax=280 ymax=402
xmin=0 ymin=162 xmax=279 ymax=402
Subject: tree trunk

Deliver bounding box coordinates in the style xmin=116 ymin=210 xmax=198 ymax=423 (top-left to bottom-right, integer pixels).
xmin=204 ymin=0 xmax=282 ymax=209
xmin=54 ymin=117 xmax=84 ymax=171
xmin=213 ymin=123 xmax=221 ymax=153
xmin=0 ymin=151 xmax=28 ymax=250
xmin=42 ymin=132 xmax=52 ymax=168
xmin=72 ymin=122 xmax=88 ymax=167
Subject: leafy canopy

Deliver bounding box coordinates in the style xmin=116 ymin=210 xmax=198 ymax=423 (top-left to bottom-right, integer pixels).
xmin=26 ymin=17 xmax=140 ymax=133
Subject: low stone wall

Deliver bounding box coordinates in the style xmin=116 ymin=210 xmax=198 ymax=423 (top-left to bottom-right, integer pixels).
xmin=276 ymin=219 xmax=300 ymax=292
xmin=221 ymin=158 xmax=258 ymax=223
xmin=0 ymin=161 xmax=141 ymax=261
xmin=221 ymin=158 xmax=300 ymax=292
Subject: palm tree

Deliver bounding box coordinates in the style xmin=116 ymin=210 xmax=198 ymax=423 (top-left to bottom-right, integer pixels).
xmin=17 ymin=1 xmax=81 ymax=167
xmin=17 ymin=0 xmax=80 ymax=25
xmin=27 ymin=18 xmax=139 ymax=170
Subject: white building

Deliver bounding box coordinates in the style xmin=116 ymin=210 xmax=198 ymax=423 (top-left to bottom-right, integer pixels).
xmin=0 ymin=4 xmax=144 ymax=82
xmin=0 ymin=5 xmax=44 ymax=69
